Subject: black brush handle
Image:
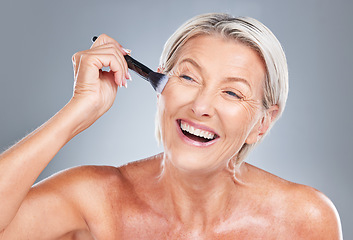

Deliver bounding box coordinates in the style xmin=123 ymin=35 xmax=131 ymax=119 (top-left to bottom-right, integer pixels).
xmin=123 ymin=55 xmax=152 ymax=81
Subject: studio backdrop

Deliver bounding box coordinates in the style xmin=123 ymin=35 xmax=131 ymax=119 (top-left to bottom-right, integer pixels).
xmin=0 ymin=0 xmax=352 ymax=238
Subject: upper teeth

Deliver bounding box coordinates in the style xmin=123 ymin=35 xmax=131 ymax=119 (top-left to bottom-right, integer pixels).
xmin=180 ymin=121 xmax=216 ymax=140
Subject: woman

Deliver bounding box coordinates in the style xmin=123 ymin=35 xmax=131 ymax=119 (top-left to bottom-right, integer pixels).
xmin=0 ymin=13 xmax=342 ymax=239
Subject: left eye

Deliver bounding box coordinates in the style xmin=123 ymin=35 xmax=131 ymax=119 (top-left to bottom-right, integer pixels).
xmin=225 ymin=91 xmax=241 ymax=99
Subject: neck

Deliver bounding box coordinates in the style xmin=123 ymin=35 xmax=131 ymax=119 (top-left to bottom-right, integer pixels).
xmin=158 ymin=154 xmax=245 ymax=230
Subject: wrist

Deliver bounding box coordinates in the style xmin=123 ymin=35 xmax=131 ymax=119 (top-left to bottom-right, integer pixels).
xmin=60 ymin=98 xmax=99 ymax=139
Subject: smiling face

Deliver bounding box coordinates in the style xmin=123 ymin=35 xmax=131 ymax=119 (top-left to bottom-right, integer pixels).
xmin=158 ymin=34 xmax=269 ymax=173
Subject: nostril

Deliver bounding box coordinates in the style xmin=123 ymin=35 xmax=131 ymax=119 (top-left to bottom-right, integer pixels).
xmin=191 ymin=90 xmax=215 ymax=118
xmin=191 ymin=104 xmax=214 ymax=118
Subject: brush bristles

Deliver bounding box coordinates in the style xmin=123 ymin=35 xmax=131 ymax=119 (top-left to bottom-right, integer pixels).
xmin=148 ymin=72 xmax=169 ymax=94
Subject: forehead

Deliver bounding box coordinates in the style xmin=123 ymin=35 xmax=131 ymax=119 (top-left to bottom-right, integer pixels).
xmin=174 ymin=34 xmax=266 ymax=90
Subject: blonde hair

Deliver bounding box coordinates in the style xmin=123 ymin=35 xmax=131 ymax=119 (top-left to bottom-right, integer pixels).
xmin=156 ymin=13 xmax=288 ymax=164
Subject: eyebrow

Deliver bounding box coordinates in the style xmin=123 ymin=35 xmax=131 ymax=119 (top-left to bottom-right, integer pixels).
xmin=223 ymin=77 xmax=252 ymax=90
xmin=178 ymin=58 xmax=252 ymax=90
xmin=178 ymin=58 xmax=202 ymax=71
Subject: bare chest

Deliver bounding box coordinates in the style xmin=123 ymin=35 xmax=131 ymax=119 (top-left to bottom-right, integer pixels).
xmin=88 ymin=208 xmax=293 ymax=240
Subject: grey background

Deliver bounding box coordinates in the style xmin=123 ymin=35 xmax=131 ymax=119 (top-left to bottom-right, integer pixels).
xmin=0 ymin=0 xmax=352 ymax=238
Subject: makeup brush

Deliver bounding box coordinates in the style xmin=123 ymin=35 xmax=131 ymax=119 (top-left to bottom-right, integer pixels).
xmin=92 ymin=36 xmax=168 ymax=93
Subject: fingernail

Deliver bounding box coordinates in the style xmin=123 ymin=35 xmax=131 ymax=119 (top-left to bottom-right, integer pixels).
xmin=127 ymin=72 xmax=132 ymax=81
xmin=122 ymin=48 xmax=131 ymax=54
xmin=124 ymin=79 xmax=128 ymax=88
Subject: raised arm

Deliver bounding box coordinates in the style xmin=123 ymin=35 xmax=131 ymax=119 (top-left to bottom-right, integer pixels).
xmin=0 ymin=34 xmax=129 ymax=238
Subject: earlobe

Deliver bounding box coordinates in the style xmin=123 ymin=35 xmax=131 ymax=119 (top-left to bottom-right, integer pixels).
xmin=245 ymin=117 xmax=265 ymax=145
xmin=157 ymin=66 xmax=165 ymax=99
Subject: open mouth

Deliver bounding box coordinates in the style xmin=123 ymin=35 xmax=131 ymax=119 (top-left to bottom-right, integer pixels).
xmin=177 ymin=119 xmax=219 ymax=143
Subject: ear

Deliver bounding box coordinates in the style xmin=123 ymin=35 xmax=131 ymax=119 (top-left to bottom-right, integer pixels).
xmin=157 ymin=66 xmax=165 ymax=74
xmin=156 ymin=66 xmax=165 ymax=100
xmin=245 ymin=105 xmax=279 ymax=144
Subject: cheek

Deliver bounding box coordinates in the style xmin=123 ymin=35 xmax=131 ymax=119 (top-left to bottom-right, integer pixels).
xmin=160 ymin=78 xmax=198 ymax=113
xmin=217 ymin=101 xmax=261 ymax=139
xmin=158 ymin=80 xmax=194 ymax=142
xmin=240 ymin=100 xmax=261 ymax=123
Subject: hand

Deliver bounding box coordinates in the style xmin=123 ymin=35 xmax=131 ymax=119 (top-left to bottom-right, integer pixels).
xmin=71 ymin=34 xmax=130 ymax=121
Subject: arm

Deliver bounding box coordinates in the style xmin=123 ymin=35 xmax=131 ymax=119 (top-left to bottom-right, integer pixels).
xmin=0 ymin=34 xmax=129 ymax=238
xmin=1 ymin=165 xmax=119 ymax=239
xmin=0 ymin=98 xmax=93 ymax=231
xmin=1 ymin=167 xmax=91 ymax=239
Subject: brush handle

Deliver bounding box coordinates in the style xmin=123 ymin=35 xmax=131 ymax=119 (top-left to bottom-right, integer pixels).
xmin=123 ymin=55 xmax=152 ymax=82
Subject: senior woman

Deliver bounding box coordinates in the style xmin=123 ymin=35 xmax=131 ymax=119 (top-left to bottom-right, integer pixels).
xmin=0 ymin=13 xmax=342 ymax=239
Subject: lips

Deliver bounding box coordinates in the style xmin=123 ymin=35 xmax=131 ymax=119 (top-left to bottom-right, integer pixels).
xmin=176 ymin=119 xmax=219 ymax=146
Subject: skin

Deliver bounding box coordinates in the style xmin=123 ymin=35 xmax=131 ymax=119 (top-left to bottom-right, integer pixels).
xmin=0 ymin=34 xmax=342 ymax=239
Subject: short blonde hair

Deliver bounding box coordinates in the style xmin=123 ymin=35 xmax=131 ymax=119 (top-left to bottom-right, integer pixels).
xmin=156 ymin=13 xmax=288 ymax=164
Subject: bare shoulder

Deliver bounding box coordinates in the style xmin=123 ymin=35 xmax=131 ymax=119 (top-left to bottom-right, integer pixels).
xmin=25 ymin=156 xmax=162 ymax=238
xmin=287 ymin=183 xmax=342 ymax=239
xmin=34 ymin=164 xmax=123 ymax=200
xmin=33 ymin=164 xmax=125 ymax=217
xmin=2 ymin=165 xmax=125 ymax=239
xmin=244 ymin=163 xmax=343 ymax=239
xmin=36 ymin=153 xmax=163 ymax=204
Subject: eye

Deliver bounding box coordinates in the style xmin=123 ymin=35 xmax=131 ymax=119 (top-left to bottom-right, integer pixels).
xmin=224 ymin=90 xmax=242 ymax=99
xmin=180 ymin=75 xmax=194 ymax=81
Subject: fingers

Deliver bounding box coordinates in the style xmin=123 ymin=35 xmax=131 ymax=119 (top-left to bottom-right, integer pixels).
xmin=91 ymin=35 xmax=130 ymax=75
xmin=91 ymin=34 xmax=125 ymax=55
xmin=84 ymin=54 xmax=123 ymax=85
xmin=87 ymin=47 xmax=126 ymax=84
xmin=72 ymin=35 xmax=131 ymax=87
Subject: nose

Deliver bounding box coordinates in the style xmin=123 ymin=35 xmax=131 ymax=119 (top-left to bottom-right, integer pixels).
xmin=191 ymin=89 xmax=215 ymax=118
